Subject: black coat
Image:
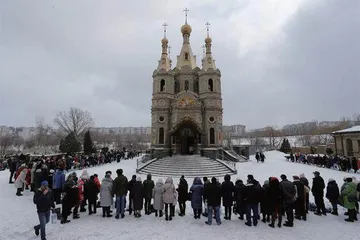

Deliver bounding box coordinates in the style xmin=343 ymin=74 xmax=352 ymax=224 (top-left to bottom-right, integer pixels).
xmin=293 ymin=180 xmax=305 ymax=203
xmin=260 ymin=183 xmax=271 ymax=214
xmin=312 ymin=176 xmax=325 ymax=197
xmin=177 ymin=178 xmax=188 ymax=202
xmin=267 ymin=178 xmax=282 ymax=212
xmin=203 ymin=180 xmax=211 ymax=201
xmin=132 ymin=181 xmax=144 ymax=211
xmin=207 ymin=182 xmax=222 ymax=207
xmin=326 ymin=181 xmax=340 ymax=201
xmin=84 ymin=180 xmax=100 ymax=203
xmin=33 ymin=188 xmax=55 ymax=213
xmin=128 ymin=178 xmax=136 ymax=197
xmin=143 ymin=179 xmax=155 ymax=199
xmin=62 ymin=181 xmax=79 ymax=207
xmin=221 ymin=181 xmax=234 ymax=207
xmin=244 ymin=183 xmax=261 ymax=204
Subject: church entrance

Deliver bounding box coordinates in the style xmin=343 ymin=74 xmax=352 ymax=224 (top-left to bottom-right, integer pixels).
xmin=171 ymin=121 xmax=202 ymax=155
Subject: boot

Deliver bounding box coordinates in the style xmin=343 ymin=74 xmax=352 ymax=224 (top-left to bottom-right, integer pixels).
xmin=155 ymin=211 xmax=158 ymax=217
xmin=73 ymin=214 xmax=80 ymax=219
xmin=102 ymin=207 xmax=106 ymax=218
xmin=159 ymin=210 xmax=163 ymax=217
xmin=165 ymin=214 xmax=169 ymax=221
xmin=224 ymin=208 xmax=229 ymax=220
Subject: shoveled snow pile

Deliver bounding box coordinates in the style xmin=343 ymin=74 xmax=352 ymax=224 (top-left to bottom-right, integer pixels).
xmin=0 ymin=151 xmax=358 ymax=240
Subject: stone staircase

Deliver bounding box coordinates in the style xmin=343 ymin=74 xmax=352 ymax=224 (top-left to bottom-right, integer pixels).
xmin=137 ymin=155 xmax=235 ymax=177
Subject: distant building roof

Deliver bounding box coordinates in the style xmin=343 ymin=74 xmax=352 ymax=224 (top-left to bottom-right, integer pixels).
xmin=332 ymin=125 xmax=360 ymax=134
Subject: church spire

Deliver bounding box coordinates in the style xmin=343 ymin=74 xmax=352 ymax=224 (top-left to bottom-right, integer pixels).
xmin=157 ymin=23 xmax=171 ymax=71
xmin=176 ymin=8 xmax=197 ymax=69
xmin=202 ymin=21 xmax=216 ymax=70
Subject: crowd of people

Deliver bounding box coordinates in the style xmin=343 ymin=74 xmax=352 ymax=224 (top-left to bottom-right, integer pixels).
xmin=23 ymin=165 xmax=360 ymax=240
xmin=287 ymin=153 xmax=360 ymax=173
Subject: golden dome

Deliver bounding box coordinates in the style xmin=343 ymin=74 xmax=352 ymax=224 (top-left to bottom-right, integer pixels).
xmin=205 ymin=36 xmax=212 ymax=44
xmin=181 ymin=24 xmax=192 ymax=35
xmin=161 ymin=38 xmax=168 ymax=44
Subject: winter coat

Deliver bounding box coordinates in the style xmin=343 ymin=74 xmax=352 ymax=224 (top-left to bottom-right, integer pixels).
xmin=15 ymin=169 xmax=28 ymax=189
xmin=78 ymin=179 xmax=86 ymax=202
xmin=128 ymin=177 xmax=136 ymax=198
xmin=221 ymin=178 xmax=234 ymax=207
xmin=100 ymin=178 xmax=113 ymax=207
xmin=132 ymin=181 xmax=144 ymax=211
xmin=162 ymin=177 xmax=176 ymax=204
xmin=260 ymin=183 xmax=271 ymax=214
xmin=94 ymin=177 xmax=101 ymax=190
xmin=234 ymin=180 xmax=246 ymax=206
xmin=63 ymin=181 xmax=80 ymax=207
xmin=112 ymin=174 xmax=128 ymax=196
xmin=34 ymin=169 xmax=48 ymax=190
xmin=312 ymin=176 xmax=325 ymax=197
xmin=341 ymin=182 xmax=357 ymax=210
xmin=53 ymin=169 xmax=66 ymax=190
xmin=244 ymin=182 xmax=261 ymax=204
xmin=280 ymin=179 xmax=296 ymax=204
xmin=267 ymin=177 xmax=282 ymax=212
xmin=153 ymin=181 xmax=164 ymax=210
xmin=84 ymin=179 xmax=100 ymax=203
xmin=326 ymin=180 xmax=340 ymax=201
xmin=176 ymin=178 xmax=188 ymax=202
xmin=190 ymin=177 xmax=204 ymax=209
xmin=33 ymin=188 xmax=55 ymax=213
xmin=293 ymin=180 xmax=305 ymax=204
xmin=207 ymin=182 xmax=222 ymax=207
xmin=30 ymin=164 xmax=37 ymax=184
xmin=143 ymin=174 xmax=155 ymax=199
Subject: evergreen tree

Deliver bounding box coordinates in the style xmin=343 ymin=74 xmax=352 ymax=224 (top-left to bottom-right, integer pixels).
xmin=59 ymin=132 xmax=81 ymax=154
xmin=279 ymin=138 xmax=292 ymax=153
xmin=310 ymin=146 xmax=317 ymax=154
xmin=83 ymin=130 xmax=95 ymax=155
xmin=326 ymin=147 xmax=334 ymax=155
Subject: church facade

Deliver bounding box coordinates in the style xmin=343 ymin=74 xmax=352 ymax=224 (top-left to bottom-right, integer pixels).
xmin=151 ymin=20 xmax=223 ymax=155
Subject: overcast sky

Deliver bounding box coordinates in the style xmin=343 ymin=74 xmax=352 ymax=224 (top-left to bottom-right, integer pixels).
xmin=0 ymin=0 xmax=359 ymax=129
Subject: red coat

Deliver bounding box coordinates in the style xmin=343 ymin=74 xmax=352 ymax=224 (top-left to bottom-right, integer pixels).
xmin=94 ymin=177 xmax=101 ymax=190
xmin=25 ymin=168 xmax=31 ymax=186
xmin=15 ymin=166 xmax=26 ymax=179
xmin=78 ymin=179 xmax=85 ymax=201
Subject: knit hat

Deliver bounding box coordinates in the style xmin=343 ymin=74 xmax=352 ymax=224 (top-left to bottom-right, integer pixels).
xmin=293 ymin=175 xmax=300 ymax=180
xmin=41 ymin=181 xmax=49 ymax=186
xmin=280 ymin=174 xmax=287 ymax=180
xmin=328 ymin=178 xmax=335 ymax=183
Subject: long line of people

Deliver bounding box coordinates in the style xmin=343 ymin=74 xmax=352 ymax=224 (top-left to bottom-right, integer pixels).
xmin=12 ymin=165 xmax=360 ymax=240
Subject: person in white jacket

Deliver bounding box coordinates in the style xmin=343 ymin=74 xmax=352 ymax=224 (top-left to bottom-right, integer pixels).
xmin=15 ymin=168 xmax=28 ymax=196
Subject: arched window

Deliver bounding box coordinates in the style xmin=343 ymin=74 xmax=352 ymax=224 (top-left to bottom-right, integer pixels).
xmin=159 ymin=128 xmax=164 ymax=144
xmin=209 ymin=128 xmax=215 ymax=144
xmin=174 ymin=80 xmax=179 ymax=93
xmin=346 ymin=138 xmax=353 ymax=156
xmin=185 ymin=53 xmax=189 ymax=60
xmin=208 ymin=79 xmax=213 ymax=92
xmin=160 ymin=79 xmax=165 ymax=92
xmin=185 ymin=80 xmax=189 ymax=91
xmin=194 ymin=79 xmax=199 ymax=93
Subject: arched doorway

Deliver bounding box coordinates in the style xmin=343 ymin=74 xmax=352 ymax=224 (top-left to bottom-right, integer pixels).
xmin=346 ymin=138 xmax=353 ymax=156
xmin=171 ymin=120 xmax=202 ymax=155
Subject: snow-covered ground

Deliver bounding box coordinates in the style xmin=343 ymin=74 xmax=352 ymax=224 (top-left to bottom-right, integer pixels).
xmin=0 ymin=152 xmax=359 ymax=240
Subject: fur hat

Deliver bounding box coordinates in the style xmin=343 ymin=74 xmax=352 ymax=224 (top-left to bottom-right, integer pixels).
xmin=137 ymin=176 xmax=142 ymax=182
xmin=293 ymin=175 xmax=300 ymax=180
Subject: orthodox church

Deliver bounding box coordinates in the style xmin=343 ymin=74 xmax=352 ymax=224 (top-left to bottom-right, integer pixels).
xmin=151 ymin=13 xmax=223 ymax=156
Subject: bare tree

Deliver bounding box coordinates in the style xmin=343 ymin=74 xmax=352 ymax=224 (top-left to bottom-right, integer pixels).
xmin=264 ymin=126 xmax=282 ymax=148
xmin=353 ymin=113 xmax=360 ymax=125
xmin=53 ymin=107 xmax=94 ymax=137
xmin=0 ymin=133 xmax=15 ymax=156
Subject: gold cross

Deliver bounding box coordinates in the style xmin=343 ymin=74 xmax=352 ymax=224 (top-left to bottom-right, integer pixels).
xmin=162 ymin=23 xmax=168 ymax=38
xmin=183 ymin=8 xmax=190 ymax=24
xmin=205 ymin=22 xmax=211 ymax=37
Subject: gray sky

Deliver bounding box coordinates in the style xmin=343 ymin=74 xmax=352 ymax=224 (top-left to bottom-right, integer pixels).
xmin=0 ymin=0 xmax=359 ymax=129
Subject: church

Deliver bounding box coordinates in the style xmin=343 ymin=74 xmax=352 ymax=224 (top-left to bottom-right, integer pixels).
xmin=151 ymin=12 xmax=223 ymax=157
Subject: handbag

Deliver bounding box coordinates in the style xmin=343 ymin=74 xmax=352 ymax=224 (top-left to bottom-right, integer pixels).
xmin=51 ymin=210 xmax=58 ymax=224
